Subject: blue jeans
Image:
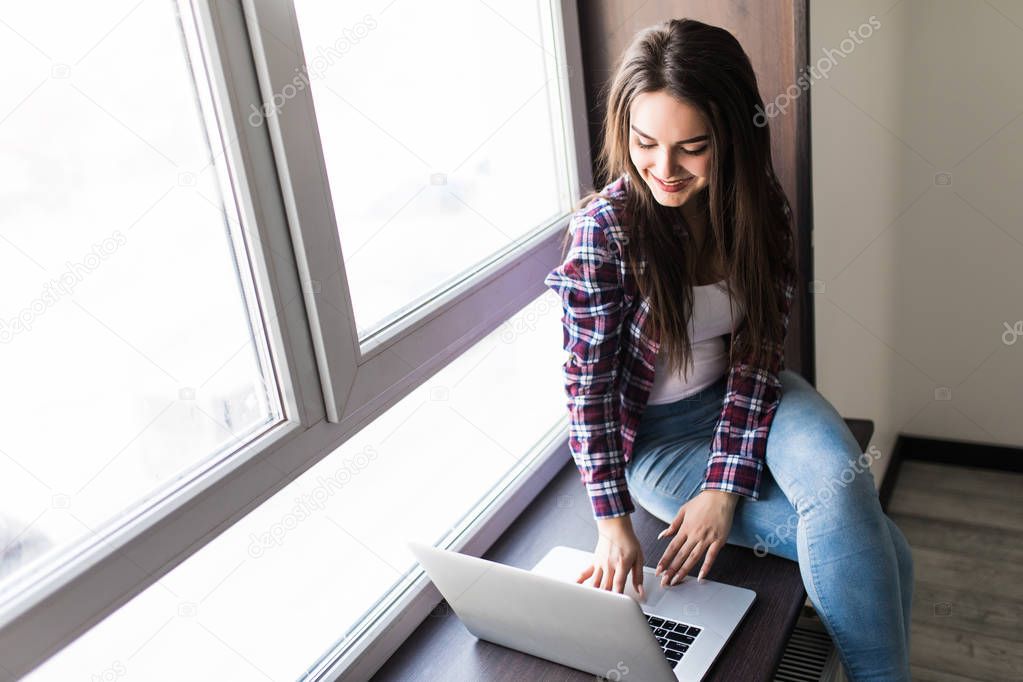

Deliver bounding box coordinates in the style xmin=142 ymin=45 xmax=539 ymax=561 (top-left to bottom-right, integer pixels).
xmin=624 ymin=369 xmax=914 ymax=681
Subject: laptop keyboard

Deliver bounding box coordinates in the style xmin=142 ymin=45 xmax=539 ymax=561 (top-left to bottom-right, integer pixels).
xmin=645 ymin=614 xmax=701 ymax=669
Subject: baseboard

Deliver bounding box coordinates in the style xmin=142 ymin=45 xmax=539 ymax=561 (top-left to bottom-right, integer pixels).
xmin=896 ymin=433 xmax=1022 ymax=472
xmin=877 ymin=436 xmax=905 ymax=513
xmin=878 ymin=433 xmax=1023 ymax=513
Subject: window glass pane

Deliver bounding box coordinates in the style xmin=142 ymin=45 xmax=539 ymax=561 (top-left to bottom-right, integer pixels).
xmin=0 ymin=2 xmax=280 ymax=593
xmin=26 ymin=290 xmax=567 ymax=680
xmin=291 ymin=0 xmax=570 ymax=338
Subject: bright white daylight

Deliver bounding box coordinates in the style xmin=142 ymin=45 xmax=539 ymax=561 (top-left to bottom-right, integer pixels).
xmin=0 ymin=0 xmax=580 ymax=678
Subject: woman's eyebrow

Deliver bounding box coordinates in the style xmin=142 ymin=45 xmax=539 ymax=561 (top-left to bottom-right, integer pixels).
xmin=630 ymin=124 xmax=708 ymax=144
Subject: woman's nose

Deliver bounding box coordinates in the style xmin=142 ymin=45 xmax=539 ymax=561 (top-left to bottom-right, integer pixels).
xmin=657 ymin=150 xmax=677 ymax=178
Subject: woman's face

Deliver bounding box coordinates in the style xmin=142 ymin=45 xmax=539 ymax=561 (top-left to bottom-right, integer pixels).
xmin=628 ymin=90 xmax=712 ymax=208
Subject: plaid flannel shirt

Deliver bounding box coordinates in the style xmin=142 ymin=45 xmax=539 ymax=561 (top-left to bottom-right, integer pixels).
xmin=544 ymin=174 xmax=797 ymax=519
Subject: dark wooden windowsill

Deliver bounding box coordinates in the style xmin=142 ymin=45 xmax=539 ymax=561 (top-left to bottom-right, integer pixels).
xmin=374 ymin=419 xmax=873 ymax=681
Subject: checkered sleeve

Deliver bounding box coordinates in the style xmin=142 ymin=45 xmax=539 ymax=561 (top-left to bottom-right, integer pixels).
xmin=700 ymin=262 xmax=798 ymax=500
xmin=543 ymin=212 xmax=633 ymax=520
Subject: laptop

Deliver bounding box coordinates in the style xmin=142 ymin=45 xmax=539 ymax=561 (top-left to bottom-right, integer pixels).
xmin=407 ymin=541 xmax=756 ymax=681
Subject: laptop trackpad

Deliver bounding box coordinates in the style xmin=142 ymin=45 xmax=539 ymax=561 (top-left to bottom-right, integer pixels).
xmin=530 ymin=545 xmax=673 ymax=611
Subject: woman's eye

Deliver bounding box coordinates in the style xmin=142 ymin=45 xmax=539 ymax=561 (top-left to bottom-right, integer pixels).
xmin=636 ymin=142 xmax=708 ymax=155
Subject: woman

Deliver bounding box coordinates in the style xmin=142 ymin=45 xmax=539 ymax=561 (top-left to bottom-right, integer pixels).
xmin=543 ymin=18 xmax=914 ymax=681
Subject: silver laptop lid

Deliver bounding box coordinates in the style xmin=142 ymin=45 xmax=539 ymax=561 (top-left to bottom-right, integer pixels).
xmin=408 ymin=540 xmax=678 ymax=681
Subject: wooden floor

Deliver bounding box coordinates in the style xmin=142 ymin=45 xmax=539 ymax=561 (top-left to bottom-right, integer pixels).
xmin=885 ymin=460 xmax=1023 ymax=681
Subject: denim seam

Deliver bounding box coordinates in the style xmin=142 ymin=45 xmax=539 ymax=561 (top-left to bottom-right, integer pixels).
xmin=883 ymin=516 xmax=913 ymax=673
xmin=806 ymin=527 xmax=859 ymax=680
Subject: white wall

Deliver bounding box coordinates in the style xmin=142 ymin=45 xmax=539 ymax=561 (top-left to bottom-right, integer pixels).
xmin=809 ymin=0 xmax=1023 ymax=484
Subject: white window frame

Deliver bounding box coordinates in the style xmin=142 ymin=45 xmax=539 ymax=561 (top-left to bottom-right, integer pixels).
xmin=244 ymin=0 xmax=593 ymax=424
xmin=0 ymin=1 xmax=590 ymax=679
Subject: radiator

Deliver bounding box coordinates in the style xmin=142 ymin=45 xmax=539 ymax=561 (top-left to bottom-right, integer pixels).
xmin=772 ymin=606 xmax=846 ymax=682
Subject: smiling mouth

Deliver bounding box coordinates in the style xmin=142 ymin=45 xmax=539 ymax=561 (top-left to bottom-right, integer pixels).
xmin=652 ymin=174 xmax=695 ymax=190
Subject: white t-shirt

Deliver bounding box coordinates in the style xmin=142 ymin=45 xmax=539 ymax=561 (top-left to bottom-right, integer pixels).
xmin=646 ymin=280 xmax=745 ymax=404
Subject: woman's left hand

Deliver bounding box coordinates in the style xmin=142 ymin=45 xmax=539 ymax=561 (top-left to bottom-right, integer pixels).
xmin=655 ymin=490 xmax=739 ymax=587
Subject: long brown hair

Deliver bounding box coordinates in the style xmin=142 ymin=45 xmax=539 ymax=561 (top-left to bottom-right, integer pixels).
xmin=560 ymin=18 xmax=796 ymax=377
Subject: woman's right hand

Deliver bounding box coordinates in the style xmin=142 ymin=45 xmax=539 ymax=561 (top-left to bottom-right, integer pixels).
xmin=577 ymin=515 xmax=646 ymax=598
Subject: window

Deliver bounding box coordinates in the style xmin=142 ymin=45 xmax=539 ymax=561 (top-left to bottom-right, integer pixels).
xmin=0 ymin=0 xmax=589 ymax=678
xmin=290 ymin=0 xmax=571 ymax=338
xmin=246 ymin=0 xmax=589 ymax=421
xmin=0 ymin=0 xmax=281 ymax=601
xmin=25 ymin=291 xmax=567 ymax=680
